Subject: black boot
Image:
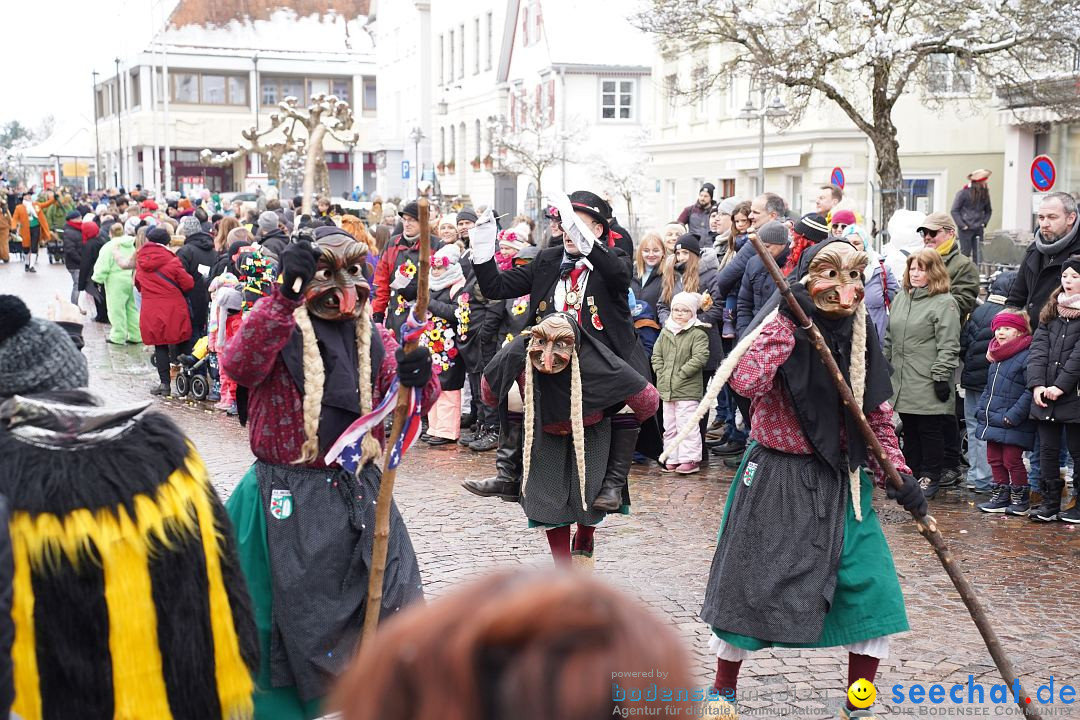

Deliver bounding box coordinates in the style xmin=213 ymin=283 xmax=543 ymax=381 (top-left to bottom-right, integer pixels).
xmin=1029 ymin=473 xmax=1064 ymax=522
xmin=462 ymin=420 xmax=523 ymax=501
xmin=592 ymin=426 xmax=640 ymax=512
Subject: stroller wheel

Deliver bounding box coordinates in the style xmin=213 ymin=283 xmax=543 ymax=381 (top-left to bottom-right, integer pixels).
xmin=191 ymin=375 xmax=209 ymax=401
xmin=174 ymin=373 xmax=190 ymax=397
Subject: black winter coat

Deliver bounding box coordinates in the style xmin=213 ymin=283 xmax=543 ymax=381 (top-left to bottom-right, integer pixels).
xmin=176 ymin=232 xmax=218 ymax=335
xmin=950 ymin=186 xmax=992 ymax=236
xmin=474 ymin=242 xmax=650 ymax=380
xmin=77 ymin=233 xmax=108 ymax=291
xmin=960 ymin=273 xmax=1016 ymax=390
xmin=1006 ymin=223 xmax=1080 ymax=326
xmin=61 ymin=222 xmax=84 ymax=270
xmin=258 ymin=228 xmax=289 ymax=259
xmin=1027 ymin=313 xmax=1080 ymax=423
xmin=737 ymin=248 xmax=790 ymax=337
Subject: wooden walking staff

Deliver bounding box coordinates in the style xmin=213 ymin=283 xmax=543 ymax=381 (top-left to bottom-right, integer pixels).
xmin=747 ymin=234 xmax=1041 ymax=720
xmin=362 ymin=197 xmax=431 ymax=641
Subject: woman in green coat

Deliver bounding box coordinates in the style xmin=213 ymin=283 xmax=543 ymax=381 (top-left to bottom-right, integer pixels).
xmin=92 ymin=225 xmax=142 ymax=344
xmin=885 ymin=248 xmax=961 ymax=499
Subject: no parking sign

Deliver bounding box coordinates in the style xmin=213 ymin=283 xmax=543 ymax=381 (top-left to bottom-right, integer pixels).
xmin=1030 ymin=155 xmax=1056 ymax=192
xmin=830 ymin=167 xmax=845 ymax=190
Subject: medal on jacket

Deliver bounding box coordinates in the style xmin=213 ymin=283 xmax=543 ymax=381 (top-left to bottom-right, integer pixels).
xmin=565 ymin=289 xmax=580 ymax=307
xmin=588 ymin=297 xmax=603 ymax=330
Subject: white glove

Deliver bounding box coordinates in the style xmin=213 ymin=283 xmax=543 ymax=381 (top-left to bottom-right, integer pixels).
xmin=550 ymin=190 xmax=595 ymax=257
xmin=390 ymin=266 xmax=412 ymax=290
xmin=470 ymin=208 xmax=498 ymax=264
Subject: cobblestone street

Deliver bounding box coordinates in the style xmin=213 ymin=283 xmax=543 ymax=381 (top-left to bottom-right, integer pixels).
xmin=9 ymin=261 xmax=1079 ymax=717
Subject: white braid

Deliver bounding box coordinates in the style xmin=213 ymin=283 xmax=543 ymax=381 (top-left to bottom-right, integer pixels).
xmin=849 ymin=303 xmax=868 ymax=522
xmin=569 ymin=350 xmax=587 ymax=512
xmin=356 ymin=306 xmax=382 ymax=466
xmin=659 ymin=307 xmax=779 ymax=464
xmin=293 ymin=306 xmax=324 ymax=464
xmin=521 ymin=362 xmax=535 ymax=499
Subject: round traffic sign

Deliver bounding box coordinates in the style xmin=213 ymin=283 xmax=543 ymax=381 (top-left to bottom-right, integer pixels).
xmin=830 ymin=167 xmax=845 ymax=190
xmin=1030 ymin=155 xmax=1056 ymax=192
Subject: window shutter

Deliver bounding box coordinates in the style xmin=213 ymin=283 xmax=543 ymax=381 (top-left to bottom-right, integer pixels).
xmin=547 ymin=78 xmax=555 ymax=125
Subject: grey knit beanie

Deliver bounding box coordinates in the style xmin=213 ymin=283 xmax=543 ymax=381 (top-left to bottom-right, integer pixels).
xmin=258 ymin=211 xmax=280 ymax=233
xmin=178 ymin=215 xmax=202 ymax=237
xmin=0 ymin=296 xmax=88 ymax=397
xmin=756 ymin=220 xmax=790 ymax=246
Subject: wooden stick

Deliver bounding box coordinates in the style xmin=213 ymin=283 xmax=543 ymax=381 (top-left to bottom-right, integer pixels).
xmin=363 ymin=197 xmax=431 ymax=641
xmin=746 ymin=234 xmax=1040 ymax=720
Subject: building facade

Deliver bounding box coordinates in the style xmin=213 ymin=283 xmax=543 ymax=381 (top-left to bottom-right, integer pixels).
xmin=94 ymin=0 xmax=377 ymax=197
xmin=644 ymin=46 xmax=1010 ymax=236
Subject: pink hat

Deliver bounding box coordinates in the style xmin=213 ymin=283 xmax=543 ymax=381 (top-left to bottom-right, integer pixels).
xmin=831 ymin=209 xmax=857 ymax=226
xmin=991 ymin=311 xmax=1029 ymax=335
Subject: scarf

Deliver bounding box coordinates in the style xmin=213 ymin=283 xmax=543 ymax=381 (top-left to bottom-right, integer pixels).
xmin=664 ymin=317 xmax=707 ymax=335
xmin=428 ymin=263 xmax=465 ymax=291
xmin=1056 ymin=292 xmax=1080 ymax=319
xmin=1035 ymin=220 xmax=1080 ymax=258
xmin=560 ymin=252 xmax=584 ymax=278
xmin=986 ymin=334 xmax=1032 ymax=363
xmin=935 ymin=235 xmax=956 ymax=257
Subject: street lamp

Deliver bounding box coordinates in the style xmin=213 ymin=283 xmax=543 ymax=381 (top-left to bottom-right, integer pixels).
xmin=92 ymin=70 xmax=102 ymax=191
xmin=738 ymin=89 xmax=789 ymax=195
xmin=408 ymin=126 xmax=424 ymax=197
xmin=252 ymin=52 xmax=261 ymax=175
xmin=114 ymin=57 xmax=125 ymax=189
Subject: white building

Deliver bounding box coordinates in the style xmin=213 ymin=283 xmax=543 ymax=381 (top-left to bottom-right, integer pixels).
xmin=94 ymin=0 xmax=377 ymax=197
xmin=645 ymin=47 xmax=1009 ymax=234
xmin=366 ymin=0 xmax=433 ymax=202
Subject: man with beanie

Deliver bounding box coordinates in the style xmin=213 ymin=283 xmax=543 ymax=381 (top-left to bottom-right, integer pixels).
xmin=678 ymin=183 xmax=717 ymax=243
xmin=61 ymin=209 xmax=85 ymax=303
xmin=177 ymin=211 xmax=218 ymax=338
xmin=371 ymin=200 xmax=442 ymax=326
xmin=0 ymin=294 xmax=259 ymax=719
xmin=737 ymin=220 xmax=791 ymax=337
xmin=257 ymin=210 xmax=289 ymax=258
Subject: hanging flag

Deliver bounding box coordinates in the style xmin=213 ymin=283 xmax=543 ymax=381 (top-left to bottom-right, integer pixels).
xmin=325 ymin=379 xmax=400 ymax=470
xmin=387 ymin=386 xmax=423 ymax=470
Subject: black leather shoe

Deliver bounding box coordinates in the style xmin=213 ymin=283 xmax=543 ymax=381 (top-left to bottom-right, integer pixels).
xmin=709 ymin=441 xmax=746 ymax=457
xmin=425 ymin=436 xmax=453 ymax=446
xmin=462 ymin=477 xmax=520 ymax=501
xmin=723 ymin=455 xmax=743 ymax=469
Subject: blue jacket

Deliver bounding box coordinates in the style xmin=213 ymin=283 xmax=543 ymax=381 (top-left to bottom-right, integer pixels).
xmin=736 ymin=247 xmax=789 ymax=337
xmin=975 ymin=347 xmax=1036 ymax=449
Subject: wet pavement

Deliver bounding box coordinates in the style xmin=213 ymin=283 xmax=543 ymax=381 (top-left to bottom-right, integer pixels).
xmin=7 ymin=259 xmax=1079 ymax=718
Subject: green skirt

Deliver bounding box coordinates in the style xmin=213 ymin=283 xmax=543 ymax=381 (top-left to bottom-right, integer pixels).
xmin=226 ymin=464 xmax=324 ymax=720
xmin=712 ymin=449 xmax=909 ymax=650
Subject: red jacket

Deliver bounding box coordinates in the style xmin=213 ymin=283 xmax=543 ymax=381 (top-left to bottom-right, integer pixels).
xmin=135 ymin=243 xmax=195 ymax=346
xmin=371 ymin=233 xmax=442 ymax=315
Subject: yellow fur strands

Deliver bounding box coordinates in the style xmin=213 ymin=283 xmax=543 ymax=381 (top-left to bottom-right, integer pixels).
xmin=659 ymin=307 xmax=778 ymax=463
xmin=849 ymin=303 xmax=867 ymax=522
xmin=293 ymin=306 xmax=325 ymax=465
xmin=9 ymin=447 xmax=255 ymax=720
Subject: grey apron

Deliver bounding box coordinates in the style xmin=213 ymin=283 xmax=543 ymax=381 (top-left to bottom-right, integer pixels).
xmin=523 ymin=418 xmax=611 ymax=527
xmin=257 ymin=461 xmax=423 ymax=701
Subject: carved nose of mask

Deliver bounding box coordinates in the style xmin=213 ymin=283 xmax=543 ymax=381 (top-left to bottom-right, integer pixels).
xmin=542 ymin=347 xmax=555 ymax=373
xmin=838 ymin=284 xmax=859 ymax=307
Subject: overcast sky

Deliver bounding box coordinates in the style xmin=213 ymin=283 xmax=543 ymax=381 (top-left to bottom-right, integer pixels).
xmin=3 ymin=0 xmax=178 ymax=133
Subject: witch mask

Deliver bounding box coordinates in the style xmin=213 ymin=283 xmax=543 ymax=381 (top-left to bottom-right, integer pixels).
xmin=304 ymin=230 xmax=370 ymax=321
xmin=527 ymin=314 xmax=578 ymax=374
xmin=805 ymin=241 xmax=868 ymax=318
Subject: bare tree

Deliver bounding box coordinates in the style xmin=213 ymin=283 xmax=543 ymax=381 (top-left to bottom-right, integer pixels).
xmin=202 ymin=94 xmax=357 ymax=212
xmin=489 ymin=92 xmax=582 ymax=217
xmin=593 ymin=130 xmax=652 ymax=237
xmin=635 ymin=0 xmax=1080 ymax=221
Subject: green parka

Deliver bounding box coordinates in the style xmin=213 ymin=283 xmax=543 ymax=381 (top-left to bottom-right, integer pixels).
xmin=941 ymin=243 xmax=980 ymax=321
xmin=885 ymin=287 xmax=961 ymax=415
xmin=651 ymin=323 xmax=711 ymax=402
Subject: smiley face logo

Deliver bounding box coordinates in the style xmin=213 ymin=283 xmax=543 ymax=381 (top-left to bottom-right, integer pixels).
xmin=847 ymin=678 xmax=876 ymax=709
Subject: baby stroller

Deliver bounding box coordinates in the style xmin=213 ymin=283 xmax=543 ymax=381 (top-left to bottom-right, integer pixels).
xmin=174 ymin=352 xmax=212 ymax=401
xmin=8 ymin=237 xmax=23 ymax=263
xmin=46 ymin=234 xmax=63 ymax=264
